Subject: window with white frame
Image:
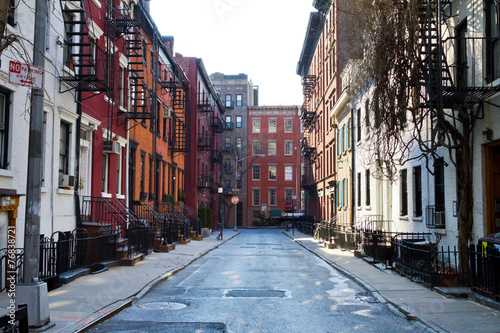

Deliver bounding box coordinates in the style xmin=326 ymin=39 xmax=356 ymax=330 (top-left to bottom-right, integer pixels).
xmin=236 ymin=94 xmax=243 ymax=107
xmin=268 ymin=141 xmax=276 ymax=156
xmin=236 ymin=137 xmax=242 ymax=150
xmin=284 ymin=141 xmax=293 ymax=156
xmin=269 ymin=119 xmax=277 ymax=133
xmin=0 ymin=90 xmax=10 ymax=169
xmin=118 ymin=66 xmax=125 ymax=108
xmin=236 ymin=116 xmax=242 ymax=128
xmin=102 ymin=153 xmax=109 ymax=193
xmin=284 ymin=119 xmax=293 ymax=133
xmin=252 ymin=165 xmax=261 ymax=180
xmin=225 ymin=94 xmax=232 ymax=108
xmin=252 ymin=119 xmax=261 ymax=133
xmin=252 ymin=141 xmax=261 ymax=155
xmin=253 ymin=189 xmax=260 ymax=206
xmin=59 ymin=121 xmax=71 ymax=174
xmin=486 ymin=0 xmax=499 ymax=82
xmin=285 ymin=165 xmax=293 ymax=181
xmin=285 ymin=189 xmax=293 ymax=202
xmin=268 ymin=165 xmax=277 ymax=180
xmin=116 ymin=147 xmax=122 ymax=195
xmin=269 ymin=189 xmax=277 ymax=206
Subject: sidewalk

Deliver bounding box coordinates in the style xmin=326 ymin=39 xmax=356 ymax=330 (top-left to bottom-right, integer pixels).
xmin=283 ymin=230 xmax=500 ymax=333
xmin=5 ymin=230 xmax=240 ymax=333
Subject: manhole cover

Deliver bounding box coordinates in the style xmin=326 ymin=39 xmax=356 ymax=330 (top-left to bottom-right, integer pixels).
xmin=137 ymin=301 xmax=188 ymax=310
xmin=224 ymin=289 xmax=289 ymax=298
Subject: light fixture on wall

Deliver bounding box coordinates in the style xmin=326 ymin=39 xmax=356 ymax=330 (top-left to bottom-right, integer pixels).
xmin=482 ymin=127 xmax=493 ymax=142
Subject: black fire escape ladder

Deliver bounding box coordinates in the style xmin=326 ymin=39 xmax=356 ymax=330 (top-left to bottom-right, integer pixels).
xmin=172 ymin=113 xmax=188 ymax=153
xmin=59 ymin=0 xmax=108 ymax=92
xmin=301 ymin=75 xmax=317 ymax=132
xmin=123 ymin=34 xmax=150 ymax=120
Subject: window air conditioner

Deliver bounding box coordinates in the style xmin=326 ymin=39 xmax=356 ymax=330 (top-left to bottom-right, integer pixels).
xmin=103 ymin=140 xmax=120 ymax=154
xmin=164 ymin=107 xmax=172 ymax=118
xmin=435 ymin=211 xmax=445 ymax=228
xmin=59 ymin=174 xmax=75 ymax=188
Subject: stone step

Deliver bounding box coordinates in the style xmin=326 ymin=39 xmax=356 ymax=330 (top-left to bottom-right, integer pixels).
xmin=119 ymin=253 xmax=145 ymax=266
xmin=192 ymin=235 xmax=203 ymax=241
xmin=158 ymin=243 xmax=175 ymax=252
xmin=179 ymin=239 xmax=190 ymax=245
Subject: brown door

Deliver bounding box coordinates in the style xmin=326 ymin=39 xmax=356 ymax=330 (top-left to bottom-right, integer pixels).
xmin=487 ymin=145 xmax=500 ymax=235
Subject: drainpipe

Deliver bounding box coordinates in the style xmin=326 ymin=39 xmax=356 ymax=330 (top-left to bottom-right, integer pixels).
xmin=351 ymin=107 xmax=355 ymax=228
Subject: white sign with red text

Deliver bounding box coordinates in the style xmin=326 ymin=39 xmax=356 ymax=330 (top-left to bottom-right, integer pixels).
xmin=9 ymin=61 xmax=44 ymax=89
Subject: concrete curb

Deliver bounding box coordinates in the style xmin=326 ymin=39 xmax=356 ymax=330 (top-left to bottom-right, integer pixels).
xmin=73 ymin=232 xmax=241 ymax=332
xmin=281 ymin=231 xmax=441 ymax=333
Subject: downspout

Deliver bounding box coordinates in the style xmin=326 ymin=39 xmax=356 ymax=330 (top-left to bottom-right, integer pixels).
xmin=75 ymin=91 xmax=82 ymax=228
xmin=351 ymin=107 xmax=355 ymax=227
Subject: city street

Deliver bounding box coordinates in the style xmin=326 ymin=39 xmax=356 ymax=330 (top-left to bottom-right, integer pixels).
xmin=91 ymin=229 xmax=421 ymax=333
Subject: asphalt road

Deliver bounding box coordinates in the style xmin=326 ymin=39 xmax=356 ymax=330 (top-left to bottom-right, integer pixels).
xmin=91 ymin=229 xmax=422 ymax=333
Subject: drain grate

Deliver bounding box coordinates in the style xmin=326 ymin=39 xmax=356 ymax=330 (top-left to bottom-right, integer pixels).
xmin=137 ymin=301 xmax=188 ymax=310
xmin=224 ymin=289 xmax=288 ymax=298
xmin=93 ymin=321 xmax=226 ymax=332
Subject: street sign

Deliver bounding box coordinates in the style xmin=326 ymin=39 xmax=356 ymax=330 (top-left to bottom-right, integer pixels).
xmin=284 ymin=202 xmax=292 ymax=210
xmin=9 ymin=61 xmax=44 ymax=89
xmin=231 ymin=196 xmax=239 ymax=204
xmin=261 ymin=204 xmax=267 ymax=212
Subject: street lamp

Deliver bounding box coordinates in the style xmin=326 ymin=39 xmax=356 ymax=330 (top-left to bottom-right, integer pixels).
xmin=234 ymin=154 xmax=265 ymax=231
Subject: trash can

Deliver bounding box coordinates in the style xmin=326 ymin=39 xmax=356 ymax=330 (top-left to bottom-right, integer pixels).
xmin=479 ymin=232 xmax=500 ymax=253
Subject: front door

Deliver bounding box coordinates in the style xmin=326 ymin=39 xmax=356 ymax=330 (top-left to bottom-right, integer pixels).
xmin=79 ymin=136 xmax=91 ymax=198
xmin=487 ymin=144 xmax=500 ymax=234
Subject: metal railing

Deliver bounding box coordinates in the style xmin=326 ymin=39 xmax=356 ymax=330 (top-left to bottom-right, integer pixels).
xmin=79 ymin=196 xmax=128 ymax=235
xmin=176 ymin=201 xmax=201 ymax=236
xmin=0 ymin=248 xmax=23 ymax=292
xmin=470 ymin=244 xmax=500 ymax=301
xmin=0 ymin=304 xmax=28 ymax=333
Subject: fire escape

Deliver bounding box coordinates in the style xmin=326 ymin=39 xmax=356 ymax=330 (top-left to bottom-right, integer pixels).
xmin=418 ymin=0 xmax=500 ymax=141
xmin=160 ymin=64 xmax=188 ymax=153
xmin=59 ymin=0 xmax=108 ymax=92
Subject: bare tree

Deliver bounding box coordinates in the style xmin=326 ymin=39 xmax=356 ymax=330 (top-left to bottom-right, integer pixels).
xmin=0 ymin=0 xmax=18 ymax=54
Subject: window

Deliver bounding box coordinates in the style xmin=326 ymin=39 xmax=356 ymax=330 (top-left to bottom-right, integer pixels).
xmin=400 ymin=169 xmax=408 ymax=216
xmin=365 ymin=169 xmax=371 ymax=206
xmin=357 ymin=109 xmax=361 ymax=142
xmin=365 ymin=99 xmax=370 ymax=133
xmin=456 ymin=21 xmax=468 ymax=87
xmin=284 ymin=119 xmax=293 ymax=133
xmin=413 ymin=166 xmax=422 ymax=217
xmin=434 ymin=158 xmax=445 ymax=212
xmin=285 ymin=189 xmax=293 ymax=203
xmin=357 ymin=172 xmax=361 ymax=207
xmin=253 ymin=189 xmax=260 ymax=206
xmin=225 ymin=94 xmax=233 ymax=108
xmin=486 ymin=0 xmax=499 ymax=82
xmin=269 ymin=119 xmax=277 ymax=133
xmin=252 ymin=119 xmax=261 ymax=133
xmin=224 ymin=137 xmax=231 ymax=151
xmin=268 ymin=165 xmax=277 ymax=180
xmin=285 ymin=165 xmax=293 ymax=181
xmin=225 ymin=115 xmax=232 ymax=129
xmin=0 ymin=90 xmax=10 ymax=169
xmin=236 ymin=137 xmax=242 ymax=150
xmin=236 ymin=116 xmax=242 ymax=128
xmin=59 ymin=121 xmax=71 ymax=174
xmin=269 ymin=189 xmax=277 ymax=206
xmin=268 ymin=141 xmax=276 ymax=156
xmin=101 ymin=154 xmax=108 ymax=193
xmin=252 ymin=141 xmax=261 ymax=155
xmin=253 ymin=210 xmax=260 ymax=218
xmin=236 ymin=94 xmax=243 ymax=107
xmin=252 ymin=165 xmax=261 ymax=180
xmin=118 ymin=66 xmax=125 ymax=108
xmin=284 ymin=141 xmax=293 ymax=156
xmin=116 ymin=148 xmax=122 ymax=194
xmin=149 ymin=156 xmax=153 ymax=198
xmin=140 ymin=152 xmax=145 ymax=196
xmin=7 ymin=0 xmax=16 ymax=26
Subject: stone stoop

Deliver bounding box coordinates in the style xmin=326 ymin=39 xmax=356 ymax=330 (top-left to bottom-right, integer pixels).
xmin=192 ymin=235 xmax=203 ymax=241
xmin=119 ymin=253 xmax=145 ymax=266
xmin=179 ymin=239 xmax=191 ymax=245
xmin=325 ymin=243 xmax=336 ymax=249
xmin=159 ymin=243 xmax=176 ymax=252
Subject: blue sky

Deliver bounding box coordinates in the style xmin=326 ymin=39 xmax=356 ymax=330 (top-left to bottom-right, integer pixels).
xmin=150 ymin=0 xmax=314 ymax=106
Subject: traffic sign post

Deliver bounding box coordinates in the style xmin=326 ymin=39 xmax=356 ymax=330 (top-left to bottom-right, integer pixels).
xmin=284 ymin=202 xmax=292 ymax=210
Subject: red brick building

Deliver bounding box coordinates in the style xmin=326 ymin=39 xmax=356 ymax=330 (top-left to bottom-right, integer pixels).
xmin=246 ymin=106 xmax=302 ymax=225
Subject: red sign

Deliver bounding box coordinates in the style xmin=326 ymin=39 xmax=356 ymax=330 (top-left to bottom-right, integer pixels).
xmin=231 ymin=196 xmax=239 ymax=205
xmin=9 ymin=61 xmax=44 ymax=89
xmin=284 ymin=202 xmax=292 ymax=210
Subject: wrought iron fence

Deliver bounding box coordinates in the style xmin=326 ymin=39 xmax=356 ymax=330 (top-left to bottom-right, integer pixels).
xmin=0 ymin=248 xmax=23 ymax=292
xmin=39 ymin=230 xmax=117 ymax=284
xmin=126 ymin=226 xmax=155 ymax=257
xmin=0 ymin=304 xmax=28 ymax=333
xmin=470 ymin=244 xmax=500 ymax=301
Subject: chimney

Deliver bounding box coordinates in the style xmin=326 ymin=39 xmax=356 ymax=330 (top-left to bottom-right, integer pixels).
xmin=163 ymin=36 xmax=174 ymax=55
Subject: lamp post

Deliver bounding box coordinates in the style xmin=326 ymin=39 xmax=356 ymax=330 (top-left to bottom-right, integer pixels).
xmin=234 ymin=154 xmax=265 ymax=231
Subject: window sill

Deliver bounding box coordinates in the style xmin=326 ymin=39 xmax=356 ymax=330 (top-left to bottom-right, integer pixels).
xmin=116 ymin=194 xmax=125 ymax=200
xmin=413 ymin=217 xmax=423 ymax=222
xmin=0 ymin=169 xmax=14 ymax=178
xmin=399 ymin=216 xmax=409 ymax=221
xmin=57 ymin=188 xmax=74 ymax=195
xmin=101 ymin=192 xmax=112 ymax=198
xmin=63 ymin=65 xmax=75 ymax=76
xmin=357 ymin=206 xmax=362 ymax=211
xmin=118 ymin=105 xmax=127 ymax=113
xmin=365 ymin=205 xmax=371 ymax=211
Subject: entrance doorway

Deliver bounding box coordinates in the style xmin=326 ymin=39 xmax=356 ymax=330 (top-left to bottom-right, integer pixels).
xmin=486 ymin=144 xmax=500 ymax=234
